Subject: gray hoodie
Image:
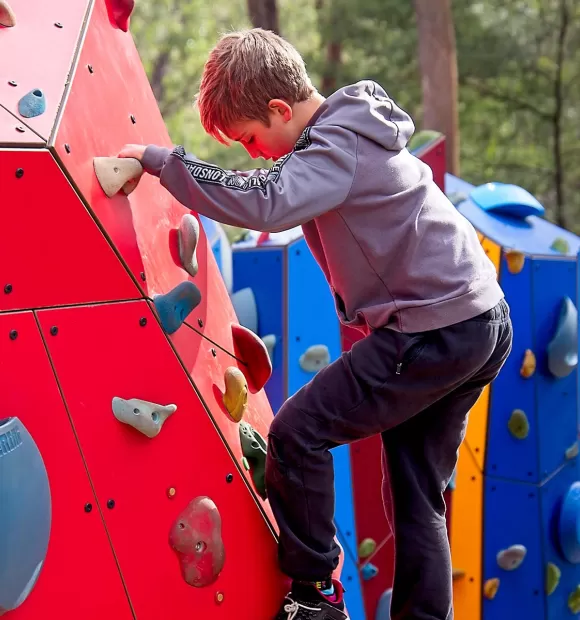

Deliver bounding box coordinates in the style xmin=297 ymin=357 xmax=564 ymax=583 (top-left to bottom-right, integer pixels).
xmin=142 ymin=80 xmax=504 ymax=334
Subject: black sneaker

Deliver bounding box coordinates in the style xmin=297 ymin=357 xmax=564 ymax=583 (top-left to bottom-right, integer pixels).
xmin=274 ymin=580 xmax=349 ymax=620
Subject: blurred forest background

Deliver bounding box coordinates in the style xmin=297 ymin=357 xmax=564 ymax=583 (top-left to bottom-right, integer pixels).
xmin=131 ymin=0 xmax=580 ymax=232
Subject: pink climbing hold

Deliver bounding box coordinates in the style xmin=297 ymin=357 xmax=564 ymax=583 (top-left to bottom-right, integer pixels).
xmin=169 ymin=497 xmax=225 ymax=588
xmin=0 ymin=0 xmax=16 ymax=27
xmin=231 ymin=323 xmax=272 ymax=393
xmin=105 ymin=0 xmax=135 ymax=32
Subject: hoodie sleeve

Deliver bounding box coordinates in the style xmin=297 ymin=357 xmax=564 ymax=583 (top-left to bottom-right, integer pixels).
xmin=140 ymin=124 xmax=358 ymax=233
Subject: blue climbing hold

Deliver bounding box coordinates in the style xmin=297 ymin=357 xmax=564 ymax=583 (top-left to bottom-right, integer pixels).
xmin=558 ymin=481 xmax=580 ymax=563
xmin=153 ymin=281 xmax=202 ymax=334
xmin=17 ymin=89 xmax=46 ymax=119
xmin=361 ymin=563 xmax=379 ymax=581
xmin=470 ymin=182 xmax=545 ymax=219
xmin=375 ymin=588 xmax=392 ymax=620
xmin=547 ymin=297 xmax=578 ymax=378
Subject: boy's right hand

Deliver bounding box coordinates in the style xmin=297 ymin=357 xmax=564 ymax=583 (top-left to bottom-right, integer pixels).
xmin=118 ymin=144 xmax=147 ymax=161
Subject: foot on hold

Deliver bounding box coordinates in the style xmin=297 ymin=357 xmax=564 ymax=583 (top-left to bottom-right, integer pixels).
xmin=178 ymin=214 xmax=200 ymax=278
xmin=275 ymin=580 xmax=348 ymax=620
xmin=169 ymin=496 xmax=225 ymax=587
xmin=0 ymin=1 xmax=15 ymax=27
xmin=299 ymin=344 xmax=330 ymax=373
xmin=239 ymin=421 xmax=267 ymax=499
xmin=112 ymin=397 xmax=176 ymax=438
xmin=154 ymin=281 xmax=202 ymax=334
xmin=93 ymin=157 xmax=143 ymax=198
xmin=18 ymin=89 xmax=46 ymax=119
xmin=222 ymin=367 xmax=248 ymax=423
xmin=106 ymin=0 xmax=135 ymax=31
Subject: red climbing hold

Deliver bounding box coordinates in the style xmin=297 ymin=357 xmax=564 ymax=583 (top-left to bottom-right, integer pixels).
xmin=0 ymin=0 xmax=16 ymax=27
xmin=231 ymin=323 xmax=272 ymax=393
xmin=169 ymin=497 xmax=225 ymax=588
xmin=105 ymin=0 xmax=135 ymax=32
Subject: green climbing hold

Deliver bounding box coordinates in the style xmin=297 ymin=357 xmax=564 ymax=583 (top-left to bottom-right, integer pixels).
xmin=358 ymin=538 xmax=377 ymax=559
xmin=568 ymin=585 xmax=580 ymax=614
xmin=239 ymin=422 xmax=267 ymax=500
xmin=546 ymin=563 xmax=561 ymax=596
xmin=551 ymin=237 xmax=570 ymax=254
xmin=508 ymin=409 xmax=529 ymax=440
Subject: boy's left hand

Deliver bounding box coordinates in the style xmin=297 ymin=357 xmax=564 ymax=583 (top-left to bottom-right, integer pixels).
xmin=118 ymin=144 xmax=146 ymax=161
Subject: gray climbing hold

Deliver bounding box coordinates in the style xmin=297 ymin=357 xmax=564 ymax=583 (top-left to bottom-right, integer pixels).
xmin=230 ymin=287 xmax=258 ymax=335
xmin=0 ymin=418 xmax=51 ymax=613
xmin=508 ymin=409 xmax=529 ymax=440
xmin=178 ymin=214 xmax=200 ymax=278
xmin=547 ymin=297 xmax=578 ymax=378
xmin=299 ymin=344 xmax=330 ymax=373
xmin=239 ymin=422 xmax=267 ymax=499
xmin=93 ymin=157 xmax=143 ymax=197
xmin=112 ymin=397 xmax=176 ymax=438
xmin=497 ymin=544 xmax=527 ymax=571
xmin=18 ymin=89 xmax=46 ymax=119
xmin=261 ymin=334 xmax=276 ymax=362
xmin=375 ymin=588 xmax=392 ymax=620
xmin=566 ymin=442 xmax=579 ymax=460
xmin=0 ymin=1 xmax=16 ymax=27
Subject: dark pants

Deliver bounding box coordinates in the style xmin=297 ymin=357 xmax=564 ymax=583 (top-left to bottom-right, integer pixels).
xmin=265 ymin=299 xmax=513 ymax=619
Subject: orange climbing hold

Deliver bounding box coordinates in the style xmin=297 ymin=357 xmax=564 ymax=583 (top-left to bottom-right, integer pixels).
xmin=105 ymin=0 xmax=135 ymax=32
xmin=504 ymin=249 xmax=525 ymax=274
xmin=222 ymin=367 xmax=248 ymax=423
xmin=231 ymin=323 xmax=272 ymax=393
xmin=520 ymin=349 xmax=536 ymax=378
xmin=483 ymin=578 xmax=500 ymax=600
xmin=0 ymin=0 xmax=15 ymax=27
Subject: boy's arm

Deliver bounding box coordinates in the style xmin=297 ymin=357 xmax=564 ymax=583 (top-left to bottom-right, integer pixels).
xmin=140 ymin=124 xmax=357 ymax=233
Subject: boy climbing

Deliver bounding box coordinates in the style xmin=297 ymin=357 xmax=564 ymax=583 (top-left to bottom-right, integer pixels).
xmin=119 ymin=28 xmax=513 ymax=620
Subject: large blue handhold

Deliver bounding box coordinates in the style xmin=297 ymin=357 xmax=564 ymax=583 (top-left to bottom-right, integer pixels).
xmin=17 ymin=89 xmax=47 ymax=119
xmin=0 ymin=417 xmax=51 ymax=614
xmin=470 ymin=182 xmax=545 ymax=219
xmin=153 ymin=281 xmax=202 ymax=334
xmin=559 ymin=481 xmax=580 ymax=563
xmin=547 ymin=297 xmax=578 ymax=378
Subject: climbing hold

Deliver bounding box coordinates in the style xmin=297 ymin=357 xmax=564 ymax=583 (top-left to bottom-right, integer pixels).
xmin=239 ymin=422 xmax=267 ymax=499
xmin=547 ymin=296 xmax=578 ymax=378
xmin=106 ymin=0 xmax=135 ymax=32
xmin=154 ymin=281 xmax=202 ymax=334
xmin=551 ymin=237 xmax=570 ymax=254
xmin=112 ymin=397 xmax=176 ymax=438
xmin=168 ymin=496 xmax=225 ymax=587
xmin=558 ymin=481 xmax=580 ymax=563
xmin=361 ymin=563 xmax=379 ymax=581
xmin=222 ymin=367 xmax=248 ymax=423
xmin=261 ymin=334 xmax=276 ymax=362
xmin=299 ymin=344 xmax=330 ymax=373
xmin=93 ymin=157 xmax=143 ymax=198
xmin=230 ymin=288 xmax=258 ymax=335
xmin=520 ymin=349 xmax=536 ymax=378
xmin=231 ymin=323 xmax=272 ymax=392
xmin=569 ymin=585 xmax=580 ymax=615
xmin=17 ymin=89 xmax=47 ymax=119
xmin=178 ymin=214 xmax=200 ymax=278
xmin=566 ymin=442 xmax=579 ymax=460
xmin=0 ymin=418 xmax=51 ymax=613
xmin=546 ymin=562 xmax=561 ymax=595
xmin=497 ymin=544 xmax=527 ymax=570
xmin=483 ymin=578 xmax=500 ymax=600
xmin=470 ymin=182 xmax=545 ymax=218
xmin=508 ymin=409 xmax=529 ymax=440
xmin=242 ymin=456 xmax=250 ymax=471
xmin=0 ymin=1 xmax=15 ymax=27
xmin=375 ymin=588 xmax=392 ymax=620
xmin=504 ymin=249 xmax=525 ymax=275
xmin=358 ymin=538 xmax=377 ymax=560
xmin=452 ymin=568 xmax=466 ymax=580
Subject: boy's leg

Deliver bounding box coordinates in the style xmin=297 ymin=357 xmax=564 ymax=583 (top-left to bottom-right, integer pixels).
xmin=265 ymin=300 xmax=512 ymax=591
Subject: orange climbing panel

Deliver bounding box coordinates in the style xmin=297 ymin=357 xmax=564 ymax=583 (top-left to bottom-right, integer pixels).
xmin=0 ymin=311 xmax=132 ymax=619
xmin=0 ymin=150 xmax=139 ymax=312
xmin=0 ymin=106 xmax=44 ymax=146
xmin=36 ymin=300 xmax=289 ymax=619
xmin=0 ymin=0 xmax=91 ymax=141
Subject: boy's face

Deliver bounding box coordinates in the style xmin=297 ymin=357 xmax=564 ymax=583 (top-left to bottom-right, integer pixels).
xmin=227 ymin=100 xmax=302 ymax=162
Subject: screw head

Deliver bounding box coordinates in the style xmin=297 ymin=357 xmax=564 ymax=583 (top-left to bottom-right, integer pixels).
xmin=64 ymin=143 xmax=71 ymax=153
xmin=8 ymin=80 xmax=17 ymax=87
xmin=140 ymin=271 xmax=146 ymax=281
xmin=4 ymin=284 xmax=12 ymax=294
xmin=9 ymin=330 xmax=17 ymax=340
xmin=167 ymin=487 xmax=177 ymax=499
xmin=226 ymin=473 xmax=234 ymax=483
xmin=215 ymin=592 xmax=225 ymax=604
xmin=198 ymin=318 xmax=203 ymax=328
xmin=139 ymin=317 xmax=147 ymax=327
xmin=54 ymin=22 xmax=63 ymax=28
xmin=15 ymin=126 xmax=25 ymax=133
xmin=50 ymin=326 xmax=58 ymax=336
xmin=84 ymin=503 xmax=92 ymax=513
xmin=107 ymin=499 xmax=115 ymax=509
xmin=130 ymin=114 xmax=136 ymax=124
xmin=15 ymin=168 xmax=24 ymax=178
xmin=211 ymin=348 xmax=217 ymax=357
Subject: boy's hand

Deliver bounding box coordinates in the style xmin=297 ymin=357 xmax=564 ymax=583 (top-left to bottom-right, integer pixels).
xmin=118 ymin=144 xmax=146 ymax=161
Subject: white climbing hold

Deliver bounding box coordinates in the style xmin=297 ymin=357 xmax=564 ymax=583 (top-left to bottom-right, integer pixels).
xmin=0 ymin=1 xmax=16 ymax=27
xmin=261 ymin=334 xmax=276 ymax=362
xmin=178 ymin=214 xmax=200 ymax=278
xmin=497 ymin=544 xmax=527 ymax=571
xmin=93 ymin=157 xmax=143 ymax=198
xmin=299 ymin=344 xmax=330 ymax=373
xmin=112 ymin=397 xmax=176 ymax=438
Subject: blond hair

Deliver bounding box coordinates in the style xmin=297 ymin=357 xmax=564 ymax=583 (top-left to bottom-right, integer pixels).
xmin=196 ymin=28 xmax=315 ymax=144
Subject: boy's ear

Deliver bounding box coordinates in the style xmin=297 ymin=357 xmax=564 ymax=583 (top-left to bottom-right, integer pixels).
xmin=268 ymin=99 xmax=293 ymax=122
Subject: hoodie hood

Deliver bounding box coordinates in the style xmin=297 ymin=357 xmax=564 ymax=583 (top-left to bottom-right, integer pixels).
xmin=309 ymin=80 xmax=415 ymax=151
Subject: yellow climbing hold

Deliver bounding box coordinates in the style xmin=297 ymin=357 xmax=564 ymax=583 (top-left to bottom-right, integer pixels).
xmin=0 ymin=1 xmax=16 ymax=27
xmin=358 ymin=538 xmax=377 ymax=559
xmin=483 ymin=578 xmax=500 ymax=600
xmin=504 ymin=249 xmax=525 ymax=274
xmin=508 ymin=409 xmax=529 ymax=440
xmin=222 ymin=367 xmax=248 ymax=423
xmin=93 ymin=157 xmax=143 ymax=198
xmin=551 ymin=237 xmax=570 ymax=254
xmin=568 ymin=585 xmax=580 ymax=614
xmin=546 ymin=562 xmax=561 ymax=595
xmin=520 ymin=349 xmax=536 ymax=378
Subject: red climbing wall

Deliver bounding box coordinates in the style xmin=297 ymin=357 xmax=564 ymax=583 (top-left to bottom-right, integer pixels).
xmin=0 ymin=1 xmax=288 ymax=617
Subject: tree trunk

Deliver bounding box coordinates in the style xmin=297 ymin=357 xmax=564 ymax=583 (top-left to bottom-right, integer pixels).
xmin=247 ymin=0 xmax=279 ymax=34
xmin=316 ymin=0 xmax=342 ymax=96
xmin=414 ymin=0 xmax=460 ymax=175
